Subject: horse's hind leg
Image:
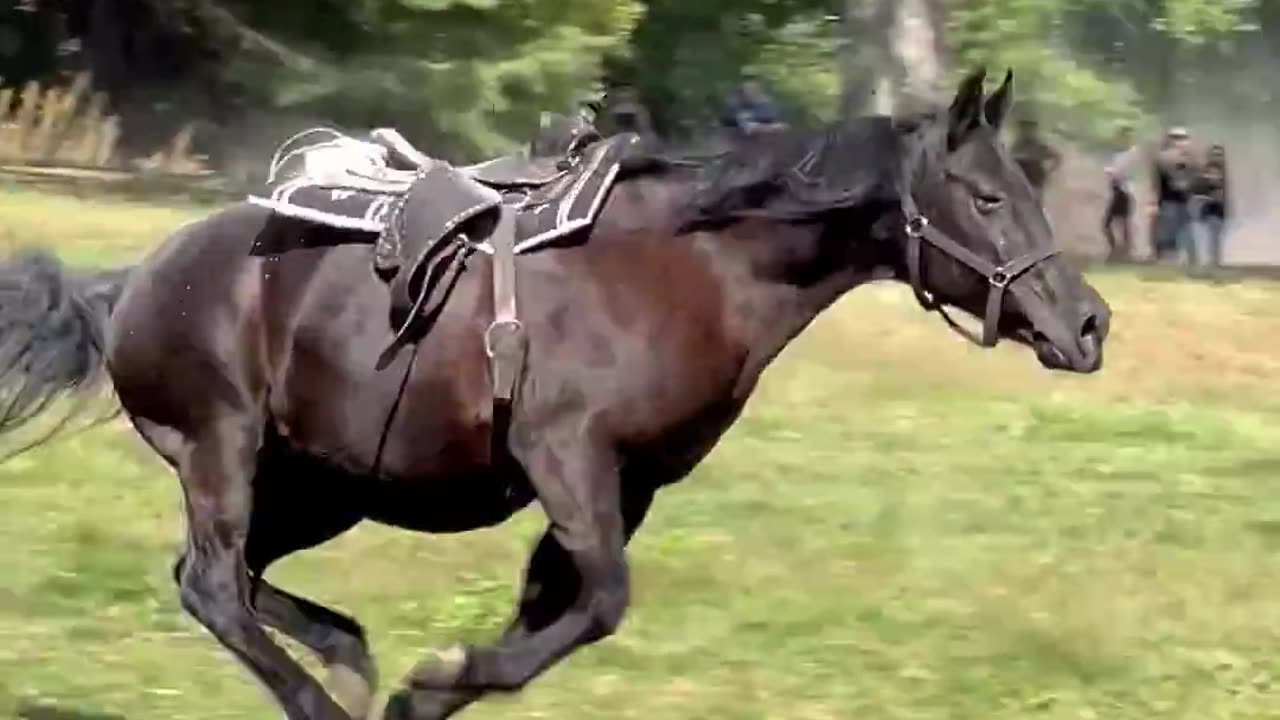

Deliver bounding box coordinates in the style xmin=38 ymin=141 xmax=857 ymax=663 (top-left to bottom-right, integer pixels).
xmin=254 ymin=581 xmax=377 ymax=719
xmin=154 ymin=415 xmax=352 ymax=720
xmin=168 ymin=554 xmax=374 ymax=718
xmin=243 ymin=452 xmax=377 ymax=720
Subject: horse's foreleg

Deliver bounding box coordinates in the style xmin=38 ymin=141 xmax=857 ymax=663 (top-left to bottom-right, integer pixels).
xmin=437 ymin=442 xmax=631 ymax=689
xmin=380 ymin=531 xmax=588 ymax=720
xmin=169 ymin=416 xmax=353 ymax=720
xmin=383 ymin=446 xmax=654 ymax=720
xmin=384 ymin=531 xmax=655 ymax=720
xmin=499 ymin=481 xmax=654 ymax=645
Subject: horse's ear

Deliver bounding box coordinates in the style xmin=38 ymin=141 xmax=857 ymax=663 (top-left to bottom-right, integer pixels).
xmin=947 ymin=67 xmax=987 ymax=150
xmin=983 ymin=68 xmax=1014 ymax=130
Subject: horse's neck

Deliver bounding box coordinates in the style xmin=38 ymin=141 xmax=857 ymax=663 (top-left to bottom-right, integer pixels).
xmin=711 ymin=216 xmax=893 ymax=397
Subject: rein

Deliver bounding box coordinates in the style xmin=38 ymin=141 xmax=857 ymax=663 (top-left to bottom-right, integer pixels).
xmin=896 ymin=156 xmax=1059 ymax=348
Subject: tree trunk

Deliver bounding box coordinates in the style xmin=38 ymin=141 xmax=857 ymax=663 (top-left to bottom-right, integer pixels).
xmin=890 ymin=0 xmax=942 ymax=108
xmin=840 ymin=0 xmax=895 ymax=116
xmin=840 ymin=0 xmax=944 ymax=116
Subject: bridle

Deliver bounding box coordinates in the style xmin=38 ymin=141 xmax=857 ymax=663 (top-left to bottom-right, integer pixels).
xmin=896 ymin=157 xmax=1060 ymax=348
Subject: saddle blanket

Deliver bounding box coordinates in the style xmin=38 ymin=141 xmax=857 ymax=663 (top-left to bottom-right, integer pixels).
xmin=246 ymin=128 xmax=633 ymax=255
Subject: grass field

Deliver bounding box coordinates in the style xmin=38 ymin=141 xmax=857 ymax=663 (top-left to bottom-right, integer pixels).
xmin=2 ymin=185 xmax=1280 ymax=720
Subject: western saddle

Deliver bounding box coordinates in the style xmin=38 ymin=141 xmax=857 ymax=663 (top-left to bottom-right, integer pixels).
xmin=370 ymin=111 xmax=608 ymax=408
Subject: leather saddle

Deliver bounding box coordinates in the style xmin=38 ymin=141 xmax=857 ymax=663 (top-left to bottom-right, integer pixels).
xmin=370 ymin=114 xmax=622 ymax=367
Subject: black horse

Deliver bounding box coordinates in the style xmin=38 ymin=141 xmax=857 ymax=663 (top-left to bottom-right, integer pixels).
xmin=0 ymin=69 xmax=1108 ymax=720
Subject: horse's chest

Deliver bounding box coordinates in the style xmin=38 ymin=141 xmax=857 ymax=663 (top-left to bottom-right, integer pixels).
xmin=623 ymin=395 xmax=748 ymax=486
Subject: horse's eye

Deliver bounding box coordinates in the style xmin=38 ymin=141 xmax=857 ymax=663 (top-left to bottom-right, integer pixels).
xmin=973 ymin=193 xmax=1004 ymax=214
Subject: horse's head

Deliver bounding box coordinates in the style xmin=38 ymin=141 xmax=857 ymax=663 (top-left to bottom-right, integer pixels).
xmin=892 ymin=68 xmax=1110 ymax=373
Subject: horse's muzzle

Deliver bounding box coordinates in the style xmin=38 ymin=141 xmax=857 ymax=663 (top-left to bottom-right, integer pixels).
xmin=1029 ymin=304 xmax=1107 ymax=374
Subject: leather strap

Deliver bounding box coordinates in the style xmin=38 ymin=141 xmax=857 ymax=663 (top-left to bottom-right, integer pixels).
xmin=484 ymin=207 xmax=527 ymax=403
xmin=905 ymin=216 xmax=1058 ymax=347
xmin=898 ymin=159 xmax=1060 ymax=348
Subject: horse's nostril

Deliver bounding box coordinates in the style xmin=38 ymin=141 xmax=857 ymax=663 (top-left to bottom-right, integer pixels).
xmin=1079 ymin=313 xmax=1098 ymax=340
xmin=1074 ymin=312 xmax=1105 ymax=371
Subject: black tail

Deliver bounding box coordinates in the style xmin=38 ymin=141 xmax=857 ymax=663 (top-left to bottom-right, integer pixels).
xmin=0 ymin=248 xmax=132 ymax=459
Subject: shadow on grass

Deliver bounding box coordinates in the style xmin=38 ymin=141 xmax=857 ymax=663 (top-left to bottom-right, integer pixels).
xmin=16 ymin=700 xmax=127 ymax=720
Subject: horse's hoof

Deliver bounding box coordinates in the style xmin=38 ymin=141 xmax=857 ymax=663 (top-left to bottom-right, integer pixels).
xmin=381 ymin=690 xmax=414 ymax=720
xmin=296 ymin=683 xmax=354 ymax=720
xmin=406 ymin=645 xmax=469 ymax=690
xmin=328 ymin=663 xmax=374 ymax=719
xmin=381 ymin=688 xmax=464 ymax=720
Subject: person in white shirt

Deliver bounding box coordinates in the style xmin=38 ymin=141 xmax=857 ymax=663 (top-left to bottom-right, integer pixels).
xmin=1102 ymin=126 xmax=1139 ymax=261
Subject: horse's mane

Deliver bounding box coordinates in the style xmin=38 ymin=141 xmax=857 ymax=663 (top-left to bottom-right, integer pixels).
xmin=617 ymin=110 xmax=944 ymax=231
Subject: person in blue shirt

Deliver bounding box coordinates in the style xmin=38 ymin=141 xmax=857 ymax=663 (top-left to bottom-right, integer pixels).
xmin=1193 ymin=143 xmax=1228 ymax=270
xmin=721 ymin=78 xmax=786 ymax=138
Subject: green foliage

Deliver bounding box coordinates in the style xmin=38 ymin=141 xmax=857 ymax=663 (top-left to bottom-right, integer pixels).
xmin=946 ymin=1 xmax=1146 ymax=143
xmin=624 ymin=0 xmax=837 ymax=135
xmin=220 ymin=0 xmax=642 ymax=160
xmin=0 ymin=3 xmax=64 ymax=88
xmin=944 ymin=0 xmax=1265 ymax=145
xmin=1156 ymin=0 xmax=1259 ymax=42
xmin=10 ymin=0 xmax=1275 ymax=161
xmin=745 ymin=14 xmax=844 ymax=126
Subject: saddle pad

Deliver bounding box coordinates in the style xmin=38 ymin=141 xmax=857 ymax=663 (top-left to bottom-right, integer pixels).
xmin=508 ymin=133 xmax=637 ymax=253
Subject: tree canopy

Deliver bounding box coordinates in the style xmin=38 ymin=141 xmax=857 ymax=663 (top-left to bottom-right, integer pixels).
xmin=2 ymin=0 xmax=1275 ymax=163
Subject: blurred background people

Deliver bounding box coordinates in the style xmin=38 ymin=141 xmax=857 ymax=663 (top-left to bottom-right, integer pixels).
xmin=1102 ymin=125 xmax=1140 ymax=261
xmin=1011 ymin=116 xmax=1062 ymax=206
xmin=1150 ymin=126 xmax=1199 ymax=263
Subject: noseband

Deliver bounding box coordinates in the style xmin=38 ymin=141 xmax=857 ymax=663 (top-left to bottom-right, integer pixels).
xmin=897 ymin=190 xmax=1059 ymax=348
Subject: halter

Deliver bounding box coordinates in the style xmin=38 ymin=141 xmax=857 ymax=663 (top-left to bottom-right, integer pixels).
xmin=896 ymin=161 xmax=1060 ymax=348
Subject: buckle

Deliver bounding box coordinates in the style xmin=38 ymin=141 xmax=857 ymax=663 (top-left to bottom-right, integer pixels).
xmin=484 ymin=319 xmax=524 ymax=359
xmin=905 ymin=215 xmax=928 ymax=237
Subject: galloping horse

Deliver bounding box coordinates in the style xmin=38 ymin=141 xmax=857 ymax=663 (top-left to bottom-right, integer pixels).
xmin=0 ymin=69 xmax=1109 ymax=720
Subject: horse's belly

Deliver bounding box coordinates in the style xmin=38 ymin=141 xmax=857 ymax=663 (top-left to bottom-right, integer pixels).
xmin=261 ymin=417 xmax=529 ymax=535
xmin=361 ymin=472 xmax=533 ymax=534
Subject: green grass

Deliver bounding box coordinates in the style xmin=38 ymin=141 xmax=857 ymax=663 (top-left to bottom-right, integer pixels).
xmin=3 ymin=185 xmax=1280 ymax=719
xmin=0 ymin=183 xmax=216 ymax=267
